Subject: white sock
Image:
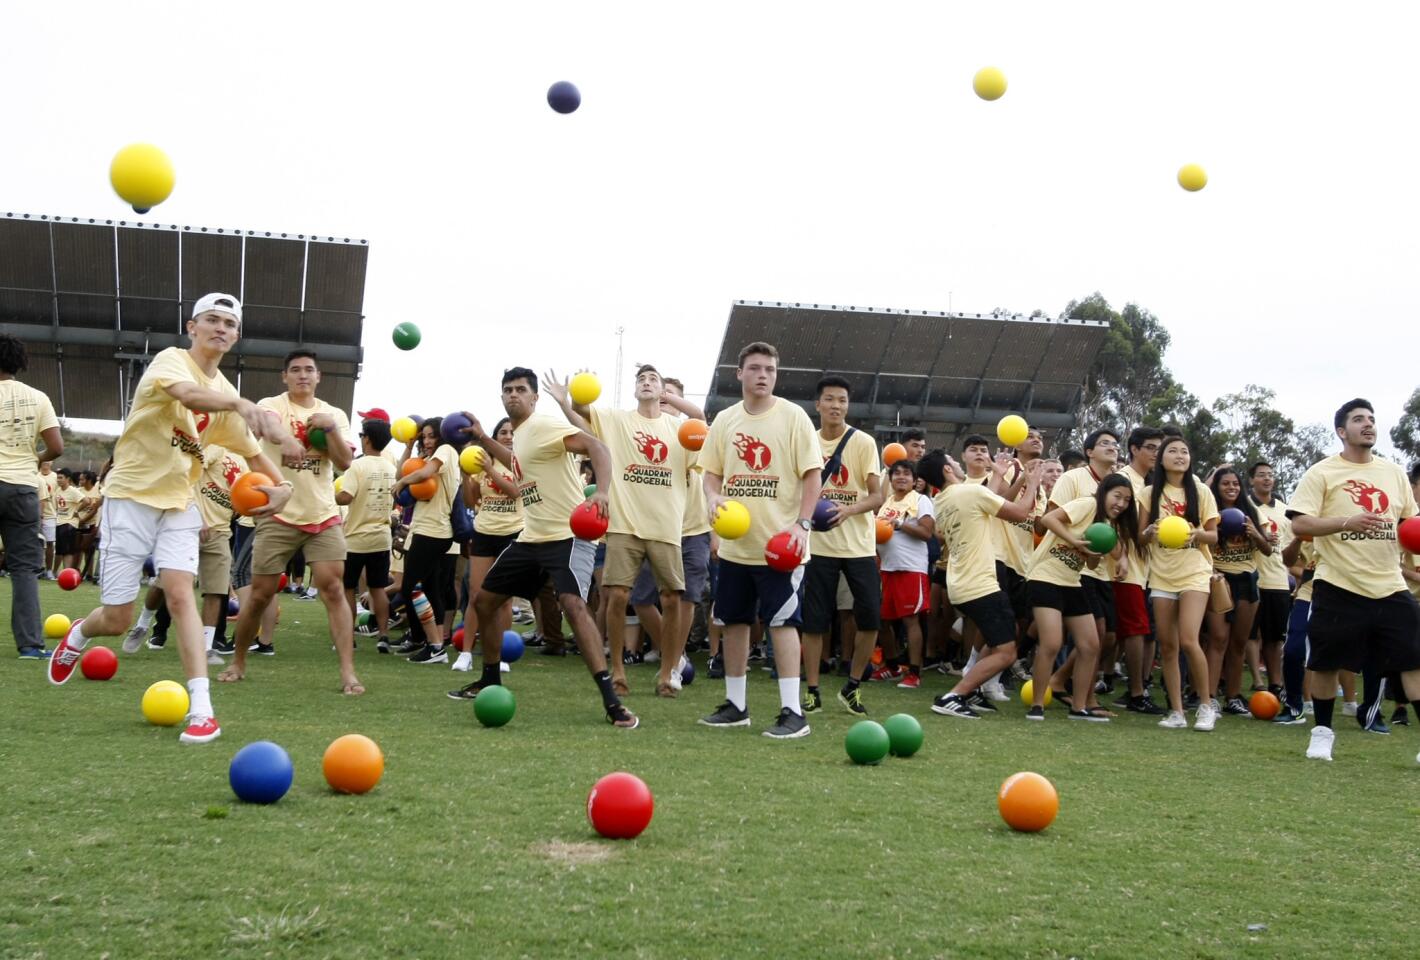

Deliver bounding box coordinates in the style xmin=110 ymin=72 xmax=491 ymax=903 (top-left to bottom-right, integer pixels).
xmin=778 ymin=677 xmax=802 ymax=716
xmin=965 ymin=647 xmax=980 ymax=672
xmin=726 ymin=675 xmax=747 ymax=711
xmin=67 ymin=620 xmax=90 ymax=651
xmin=188 ymin=676 xmax=213 ymax=719
xmin=203 ymin=625 xmax=216 ymax=651
xmin=136 ymin=607 xmax=156 ymax=630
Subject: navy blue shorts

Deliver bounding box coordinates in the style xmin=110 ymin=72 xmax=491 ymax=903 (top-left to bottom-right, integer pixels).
xmin=712 ymin=558 xmax=804 ymax=628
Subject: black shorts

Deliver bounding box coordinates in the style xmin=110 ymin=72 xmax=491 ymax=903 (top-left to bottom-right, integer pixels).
xmin=470 ymin=528 xmax=518 ymax=559
xmin=1081 ymin=576 xmax=1116 ymax=631
xmin=1027 ymin=580 xmax=1093 ymax=618
xmin=930 ymin=566 xmax=947 ymax=588
xmin=1253 ymin=588 xmax=1290 ymax=644
xmin=1306 ymin=580 xmax=1420 ymax=674
xmin=955 ymin=591 xmax=1017 ymax=648
xmin=713 ymin=558 xmax=804 ymax=628
xmin=803 ymin=555 xmax=880 ymax=633
xmin=343 ymin=550 xmax=392 ymax=591
xmin=994 ymin=561 xmax=1030 ymax=620
xmin=481 ymin=538 xmax=596 ymax=603
xmin=1221 ymin=570 xmax=1260 ymax=606
xmin=55 ymin=524 xmax=76 ymax=555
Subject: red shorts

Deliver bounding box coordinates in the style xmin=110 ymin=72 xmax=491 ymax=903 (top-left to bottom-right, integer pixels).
xmin=881 ymin=571 xmax=930 ymax=620
xmin=1112 ymin=581 xmax=1151 ymax=637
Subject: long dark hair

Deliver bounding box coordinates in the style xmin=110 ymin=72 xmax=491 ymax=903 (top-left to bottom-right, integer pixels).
xmin=1146 ymin=436 xmax=1201 ymax=527
xmin=1095 ymin=473 xmax=1140 ymax=556
xmin=1209 ymin=467 xmax=1260 ymax=530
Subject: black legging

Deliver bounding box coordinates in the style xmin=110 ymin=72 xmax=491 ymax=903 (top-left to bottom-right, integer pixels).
xmin=403 ymin=533 xmax=454 ymax=639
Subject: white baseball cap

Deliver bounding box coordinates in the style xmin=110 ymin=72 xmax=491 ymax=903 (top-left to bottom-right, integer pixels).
xmin=192 ymin=292 xmax=242 ymax=323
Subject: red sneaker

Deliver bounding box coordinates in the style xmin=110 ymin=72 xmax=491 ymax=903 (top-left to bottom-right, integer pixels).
xmin=179 ymin=716 xmax=222 ymax=744
xmin=47 ymin=621 xmax=84 ymax=686
xmin=897 ymin=673 xmax=921 ymax=689
xmin=869 ymin=665 xmax=900 ymax=682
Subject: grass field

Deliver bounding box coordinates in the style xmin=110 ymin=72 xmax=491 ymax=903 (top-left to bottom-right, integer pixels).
xmin=2 ymin=578 xmax=1417 ymax=960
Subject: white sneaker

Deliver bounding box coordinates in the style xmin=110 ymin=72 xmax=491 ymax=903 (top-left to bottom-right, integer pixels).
xmin=1306 ymin=726 xmax=1335 ymax=761
xmin=1194 ymin=701 xmax=1217 ymax=732
xmin=206 ymin=650 xmax=224 ymax=666
xmin=642 ymin=650 xmax=660 ymax=664
xmin=121 ymin=623 xmax=148 ymax=654
xmin=982 ymin=679 xmax=1010 ymax=702
xmin=669 ymin=670 xmax=683 ymax=691
xmin=450 ymin=651 xmax=472 ymax=672
xmin=1158 ymin=711 xmax=1187 ymax=729
xmin=1341 ymin=701 xmax=1358 ymax=717
xmin=1304 ymin=702 xmax=1315 ymax=716
xmin=500 ymin=661 xmax=511 ymax=673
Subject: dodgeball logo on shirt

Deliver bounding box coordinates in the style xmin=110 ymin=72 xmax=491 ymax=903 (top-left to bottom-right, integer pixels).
xmin=1049 ymin=541 xmax=1085 ymax=573
xmin=824 ymin=459 xmax=849 ymax=488
xmin=511 ymin=455 xmax=544 ymax=508
xmin=724 ymin=433 xmax=780 ymax=499
xmin=1343 ymin=480 xmax=1390 ymax=515
xmin=623 ymin=430 xmax=674 ymax=488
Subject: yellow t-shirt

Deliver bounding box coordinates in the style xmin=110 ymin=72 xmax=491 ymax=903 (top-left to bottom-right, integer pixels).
xmin=1140 ymin=481 xmax=1220 ymax=594
xmin=53 ymin=483 xmax=79 ymax=526
xmin=682 ymin=453 xmax=710 ymax=537
xmin=474 ymin=468 xmax=524 ymax=537
xmin=39 ymin=471 xmax=57 ymax=519
xmin=1289 ymin=454 xmax=1419 ymax=599
xmin=104 ymin=348 xmax=261 ymax=511
xmin=341 ymin=454 xmax=395 ymax=552
xmin=996 ymin=476 xmax=1047 ymax=575
xmin=76 ymin=486 xmax=102 ymax=527
xmin=1116 ymin=464 xmax=1151 ymax=587
xmin=1048 ymin=466 xmax=1109 ymax=581
xmin=511 ymin=413 xmax=583 ymax=544
xmin=411 ymin=443 xmax=460 ymax=539
xmin=589 ymin=407 xmax=686 ymax=546
xmin=1295 ymin=540 xmax=1319 ymax=603
xmin=0 ymin=380 xmax=59 ymax=487
xmin=257 ymin=394 xmax=350 ymax=528
xmin=1253 ymin=497 xmax=1293 ymax=591
xmin=195 ymin=445 xmax=247 ymax=529
xmin=1027 ymin=497 xmax=1098 ymax=588
xmin=699 ymin=398 xmax=822 ymax=566
xmin=812 ymin=428 xmax=882 ymax=559
xmin=1212 ymin=506 xmax=1259 ymax=575
xmin=934 ymin=482 xmax=1007 ymax=605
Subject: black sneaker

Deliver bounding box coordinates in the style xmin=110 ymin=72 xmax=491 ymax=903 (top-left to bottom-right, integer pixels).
xmin=1184 ymin=692 xmax=1201 ymax=710
xmin=763 ymin=707 xmax=810 ymax=740
xmin=1362 ymin=716 xmax=1391 ymax=735
xmin=1069 ymin=708 xmax=1109 ymax=722
xmin=747 ymin=645 xmax=765 ymax=662
xmin=1126 ymin=695 xmax=1165 ymax=716
xmin=607 ymin=704 xmax=640 ymax=730
xmin=524 ymin=633 xmax=547 ymax=648
xmin=146 ymin=635 xmax=167 ymax=650
xmin=249 ymin=642 xmax=275 ymax=656
xmin=708 ymin=654 xmax=725 ymax=679
xmin=1222 ymin=696 xmax=1252 ymax=717
xmin=1392 ymin=706 xmax=1410 ymax=726
xmin=447 ymin=680 xmax=493 ymax=701
xmin=803 ymin=690 xmax=822 ymax=714
xmin=1094 ymin=676 xmax=1116 ymax=695
xmin=836 ymin=660 xmax=853 ymax=677
xmin=395 ymin=639 xmax=424 ymax=656
xmin=967 ymin=691 xmax=998 ymax=713
xmin=930 ymin=693 xmax=980 ymax=719
xmin=1273 ymin=706 xmax=1309 ymax=725
xmin=376 ymin=636 xmax=391 ymax=654
xmin=211 ymin=637 xmax=235 ymax=655
xmin=838 ymin=684 xmax=867 ymax=716
xmin=539 ymin=642 xmax=568 ymax=657
xmin=409 ymin=644 xmax=447 ymax=664
xmin=1025 ymin=705 xmax=1045 ymax=721
xmin=698 ymin=700 xmax=750 ymax=728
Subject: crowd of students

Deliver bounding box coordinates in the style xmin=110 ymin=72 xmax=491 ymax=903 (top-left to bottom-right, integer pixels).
xmin=3 ymin=295 xmax=1418 ymax=762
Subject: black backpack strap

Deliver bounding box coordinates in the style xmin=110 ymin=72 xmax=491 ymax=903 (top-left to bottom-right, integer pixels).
xmin=820 ymin=427 xmax=857 ymax=484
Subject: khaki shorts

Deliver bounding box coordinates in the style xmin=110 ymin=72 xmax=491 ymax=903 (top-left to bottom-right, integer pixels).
xmin=253 ymin=519 xmax=348 ymax=576
xmin=602 ymin=531 xmax=684 ymax=592
xmin=198 ymin=534 xmax=233 ymax=595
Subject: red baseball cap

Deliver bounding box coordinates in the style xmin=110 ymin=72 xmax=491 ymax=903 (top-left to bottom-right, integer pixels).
xmin=357 ymin=407 xmax=391 ymax=422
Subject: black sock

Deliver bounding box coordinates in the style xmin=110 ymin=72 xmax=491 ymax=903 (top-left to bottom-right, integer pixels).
xmin=808 ymin=685 xmax=819 ymax=696
xmin=480 ymin=663 xmax=501 ymax=686
xmin=860 ymin=664 xmax=874 ymax=683
xmin=593 ymin=670 xmax=620 ymax=709
xmin=843 ymin=678 xmax=860 ymax=693
xmin=1313 ymin=697 xmax=1334 ymax=729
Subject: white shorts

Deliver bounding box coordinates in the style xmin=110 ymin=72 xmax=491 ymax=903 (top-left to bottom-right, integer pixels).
xmin=99 ymin=499 xmax=201 ymax=605
xmin=41 ymin=518 xmax=56 ymax=543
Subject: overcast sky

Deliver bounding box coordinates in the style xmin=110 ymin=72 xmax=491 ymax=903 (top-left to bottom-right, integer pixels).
xmin=6 ymin=2 xmax=1417 ymax=450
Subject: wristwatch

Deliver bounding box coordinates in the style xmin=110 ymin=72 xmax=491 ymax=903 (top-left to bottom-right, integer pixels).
xmin=796 ymin=518 xmax=811 ymax=532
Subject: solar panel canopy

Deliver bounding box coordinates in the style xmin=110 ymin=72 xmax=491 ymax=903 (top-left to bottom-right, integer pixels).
xmin=706 ymin=300 xmax=1109 ymax=452
xmin=0 ymin=212 xmax=368 ymax=420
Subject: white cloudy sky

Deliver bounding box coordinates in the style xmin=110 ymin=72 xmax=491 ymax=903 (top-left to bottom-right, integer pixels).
xmin=6 ymin=2 xmax=1417 ymax=447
